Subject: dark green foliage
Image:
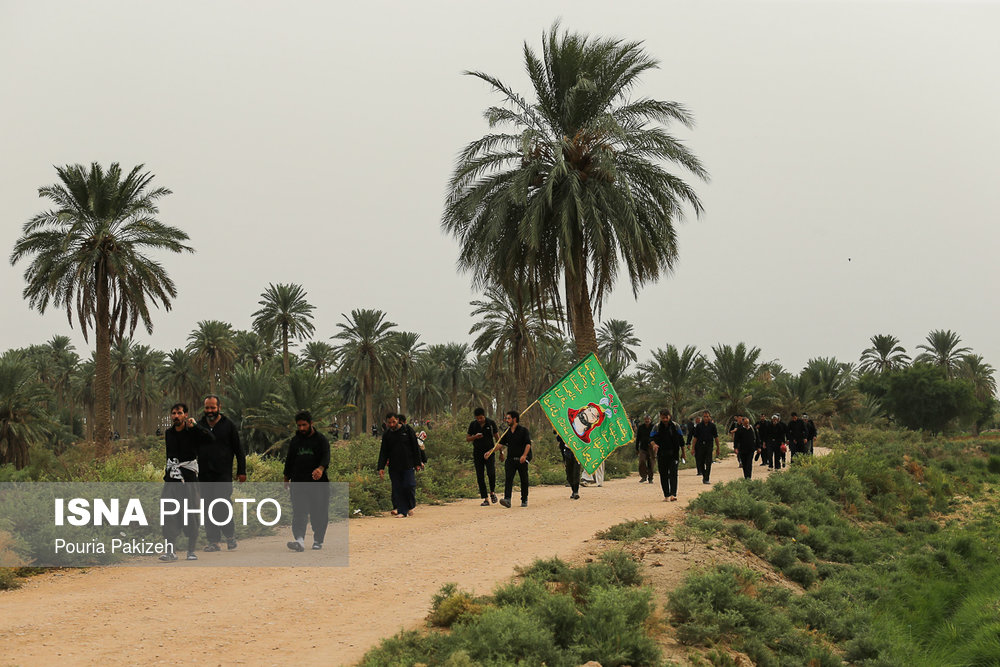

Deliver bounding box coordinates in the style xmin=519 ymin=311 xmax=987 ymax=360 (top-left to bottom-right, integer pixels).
xmin=859 ymin=364 xmax=981 ymax=433
xmin=428 ymin=583 xmax=483 ymax=628
xmin=577 ymin=585 xmax=660 ymax=667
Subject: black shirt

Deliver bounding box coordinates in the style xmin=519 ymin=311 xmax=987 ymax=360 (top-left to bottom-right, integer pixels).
xmin=652 ymin=419 xmax=684 ymax=460
xmin=733 ymin=424 xmax=757 ymax=452
xmin=636 ymin=423 xmax=653 ymax=450
xmin=467 ymin=418 xmax=500 ymax=452
xmin=197 ymin=414 xmax=247 ymax=482
xmin=693 ymin=421 xmax=719 ymax=447
xmin=284 ymin=429 xmax=331 ymax=482
xmin=499 ymin=424 xmax=531 ymax=460
xmin=164 ymin=423 xmax=214 ymax=482
xmin=787 ymin=419 xmax=808 ymax=442
xmin=377 ymin=425 xmax=422 ymax=472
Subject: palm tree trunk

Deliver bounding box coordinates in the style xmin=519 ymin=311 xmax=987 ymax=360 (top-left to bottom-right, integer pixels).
xmin=400 ymin=371 xmax=409 ymax=417
xmin=364 ymin=371 xmax=373 ymax=436
xmin=94 ymin=274 xmax=112 ymax=456
xmin=566 ymin=265 xmax=599 ymax=359
xmin=282 ymin=324 xmax=290 ymax=376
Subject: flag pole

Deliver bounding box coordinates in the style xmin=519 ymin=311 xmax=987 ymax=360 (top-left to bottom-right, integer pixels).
xmin=484 ymin=399 xmax=540 ymax=460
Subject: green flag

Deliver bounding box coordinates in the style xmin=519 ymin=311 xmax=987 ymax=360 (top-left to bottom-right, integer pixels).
xmin=539 ymin=353 xmax=634 ymax=474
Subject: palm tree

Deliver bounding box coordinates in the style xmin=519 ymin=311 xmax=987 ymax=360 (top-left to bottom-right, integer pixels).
xmin=109 ymin=337 xmax=134 ymax=436
xmin=160 ymin=348 xmax=202 ymax=410
xmin=0 ymin=355 xmax=55 ymax=468
xmin=10 ymin=162 xmax=192 ymax=455
xmin=858 ymin=334 xmax=911 ymax=374
xmin=597 ymin=319 xmax=642 ymax=376
xmin=958 ymin=354 xmax=997 ymax=402
xmin=443 ymin=22 xmax=707 ymax=359
xmin=707 ymin=343 xmax=763 ymax=422
xmin=223 ymin=361 xmax=281 ymax=454
xmin=426 ymin=343 xmax=473 ymax=418
xmin=252 ymin=283 xmax=316 ymax=376
xmin=332 ymin=309 xmax=397 ymax=434
xmin=915 ymin=329 xmax=972 ymax=378
xmin=301 ymin=341 xmax=337 ymax=376
xmin=130 ymin=344 xmax=165 ymax=435
xmin=638 ymin=344 xmax=706 ymax=418
xmin=187 ymin=320 xmax=238 ymax=395
xmin=470 ymin=284 xmax=560 ymax=412
xmin=391 ymin=331 xmax=424 ymax=417
xmin=233 ymin=330 xmax=273 ymax=370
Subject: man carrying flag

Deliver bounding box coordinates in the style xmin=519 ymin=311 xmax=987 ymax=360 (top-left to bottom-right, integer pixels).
xmin=498 ymin=410 xmax=532 ymax=508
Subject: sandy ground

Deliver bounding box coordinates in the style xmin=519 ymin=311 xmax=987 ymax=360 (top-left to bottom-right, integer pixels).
xmin=0 ymin=452 xmax=776 ymax=666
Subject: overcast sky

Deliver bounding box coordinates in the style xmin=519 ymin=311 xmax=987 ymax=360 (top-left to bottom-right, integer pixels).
xmin=2 ymin=1 xmax=998 ymax=374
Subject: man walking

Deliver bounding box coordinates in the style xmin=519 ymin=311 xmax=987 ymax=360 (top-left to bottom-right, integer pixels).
xmin=636 ymin=415 xmax=655 ymax=484
xmin=755 ymin=413 xmax=771 ymax=467
xmin=497 ymin=410 xmax=532 ymax=508
xmin=733 ymin=416 xmax=757 ymax=479
xmin=804 ymin=413 xmax=818 ymax=455
xmin=283 ymin=411 xmax=331 ymax=551
xmin=692 ymin=410 xmax=720 ymax=484
xmin=787 ymin=412 xmax=809 ymax=462
xmin=767 ymin=414 xmax=788 ymax=470
xmin=467 ymin=407 xmax=499 ymax=505
xmin=159 ymin=403 xmax=214 ymax=562
xmin=556 ymin=431 xmax=582 ymax=500
xmin=197 ymin=395 xmax=247 ymax=552
xmin=377 ymin=412 xmax=423 ymax=518
xmin=651 ymin=409 xmax=685 ymax=501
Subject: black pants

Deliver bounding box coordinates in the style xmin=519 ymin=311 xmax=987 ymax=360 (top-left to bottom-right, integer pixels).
xmin=161 ymin=481 xmax=199 ymax=553
xmin=657 ymin=456 xmax=679 ymax=497
xmin=695 ymin=444 xmax=714 ymax=482
xmin=563 ymin=454 xmax=581 ymax=494
xmin=504 ymin=459 xmax=529 ymax=502
xmin=290 ymin=482 xmax=331 ymax=543
xmin=199 ymin=479 xmax=235 ymax=543
xmin=473 ymin=448 xmax=496 ymax=498
xmin=638 ymin=447 xmax=656 ymax=480
xmin=790 ymin=439 xmax=808 ymax=461
xmin=389 ymin=467 xmax=417 ymax=516
xmin=770 ymin=443 xmax=786 ymax=469
xmin=737 ymin=450 xmax=753 ymax=479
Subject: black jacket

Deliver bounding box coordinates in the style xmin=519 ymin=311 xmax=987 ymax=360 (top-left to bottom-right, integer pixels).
xmin=636 ymin=422 xmax=653 ymax=451
xmin=733 ymin=424 xmax=757 ymax=452
xmin=787 ymin=419 xmax=808 ymax=443
xmin=164 ymin=423 xmax=214 ymax=482
xmin=652 ymin=420 xmax=684 ymax=461
xmin=197 ymin=414 xmax=247 ymax=482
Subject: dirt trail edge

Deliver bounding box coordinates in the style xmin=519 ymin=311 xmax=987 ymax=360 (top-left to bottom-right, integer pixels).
xmin=0 ymin=453 xmax=771 ymax=666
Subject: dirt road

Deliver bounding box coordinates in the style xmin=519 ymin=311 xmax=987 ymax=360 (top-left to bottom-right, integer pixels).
xmin=0 ymin=454 xmax=770 ymax=666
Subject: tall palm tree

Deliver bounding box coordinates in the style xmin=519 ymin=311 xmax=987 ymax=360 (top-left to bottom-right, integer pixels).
xmin=470 ymin=284 xmax=560 ymax=412
xmin=130 ymin=344 xmax=165 ymax=435
xmin=915 ymin=329 xmax=972 ymax=378
xmin=426 ymin=343 xmax=473 ymax=418
xmin=233 ymin=329 xmax=273 ymax=370
xmin=391 ymin=331 xmax=424 ymax=417
xmin=858 ymin=334 xmax=911 ymax=374
xmin=10 ymin=162 xmax=192 ymax=455
xmin=638 ymin=344 xmax=706 ymax=418
xmin=0 ymin=355 xmax=55 ymax=469
xmin=223 ymin=361 xmax=280 ymax=454
xmin=252 ymin=283 xmax=316 ymax=376
xmin=443 ymin=22 xmax=707 ymax=359
xmin=187 ymin=320 xmax=238 ymax=395
xmin=597 ymin=319 xmax=642 ymax=376
xmin=332 ymin=309 xmax=397 ymax=434
xmin=109 ymin=337 xmax=134 ymax=436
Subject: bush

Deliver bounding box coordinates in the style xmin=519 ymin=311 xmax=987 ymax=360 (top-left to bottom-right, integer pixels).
xmin=596 ymin=516 xmax=669 ymax=542
xmin=427 ymin=583 xmax=483 ymax=628
xmin=577 ymin=585 xmax=660 ymax=667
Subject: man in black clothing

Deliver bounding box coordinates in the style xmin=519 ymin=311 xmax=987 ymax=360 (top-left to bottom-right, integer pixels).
xmin=556 ymin=431 xmax=582 ymax=500
xmin=733 ymin=416 xmax=757 ymax=479
xmin=692 ymin=411 xmax=720 ymax=484
xmin=686 ymin=416 xmax=700 ymax=450
xmin=160 ymin=403 xmax=214 ymax=562
xmin=651 ymin=409 xmax=685 ymax=501
xmin=767 ymin=414 xmax=788 ymax=469
xmin=467 ymin=407 xmax=499 ymax=505
xmin=377 ymin=412 xmax=423 ymax=518
xmin=787 ymin=412 xmax=809 ymax=461
xmin=197 ymin=395 xmax=247 ymax=552
xmin=497 ymin=410 xmax=532 ymax=508
xmin=755 ymin=414 xmax=771 ymax=466
xmin=283 ymin=411 xmax=331 ymax=551
xmin=636 ymin=416 xmax=655 ymax=484
xmin=804 ymin=413 xmax=818 ymax=455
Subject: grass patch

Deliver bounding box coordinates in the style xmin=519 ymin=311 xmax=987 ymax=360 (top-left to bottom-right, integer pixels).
xmin=596 ymin=516 xmax=670 ymax=542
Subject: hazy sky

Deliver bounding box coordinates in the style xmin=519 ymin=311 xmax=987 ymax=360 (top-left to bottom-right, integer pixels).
xmin=2 ymin=1 xmax=998 ymax=374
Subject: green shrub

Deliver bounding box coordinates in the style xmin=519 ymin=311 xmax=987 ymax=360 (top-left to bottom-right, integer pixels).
xmin=428 ymin=583 xmax=483 ymax=627
xmin=577 ymin=585 xmax=660 ymax=667
xmin=449 ymin=606 xmax=570 ymax=667
xmin=783 ymin=562 xmax=817 ymax=588
xmin=596 ymin=516 xmax=669 ymax=542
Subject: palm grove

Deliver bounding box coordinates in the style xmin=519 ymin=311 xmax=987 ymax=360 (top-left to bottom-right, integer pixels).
xmin=3 ymin=26 xmax=997 ymax=470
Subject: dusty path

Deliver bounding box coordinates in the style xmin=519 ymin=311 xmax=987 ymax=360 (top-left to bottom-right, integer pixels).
xmin=0 ymin=453 xmax=773 ymax=666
